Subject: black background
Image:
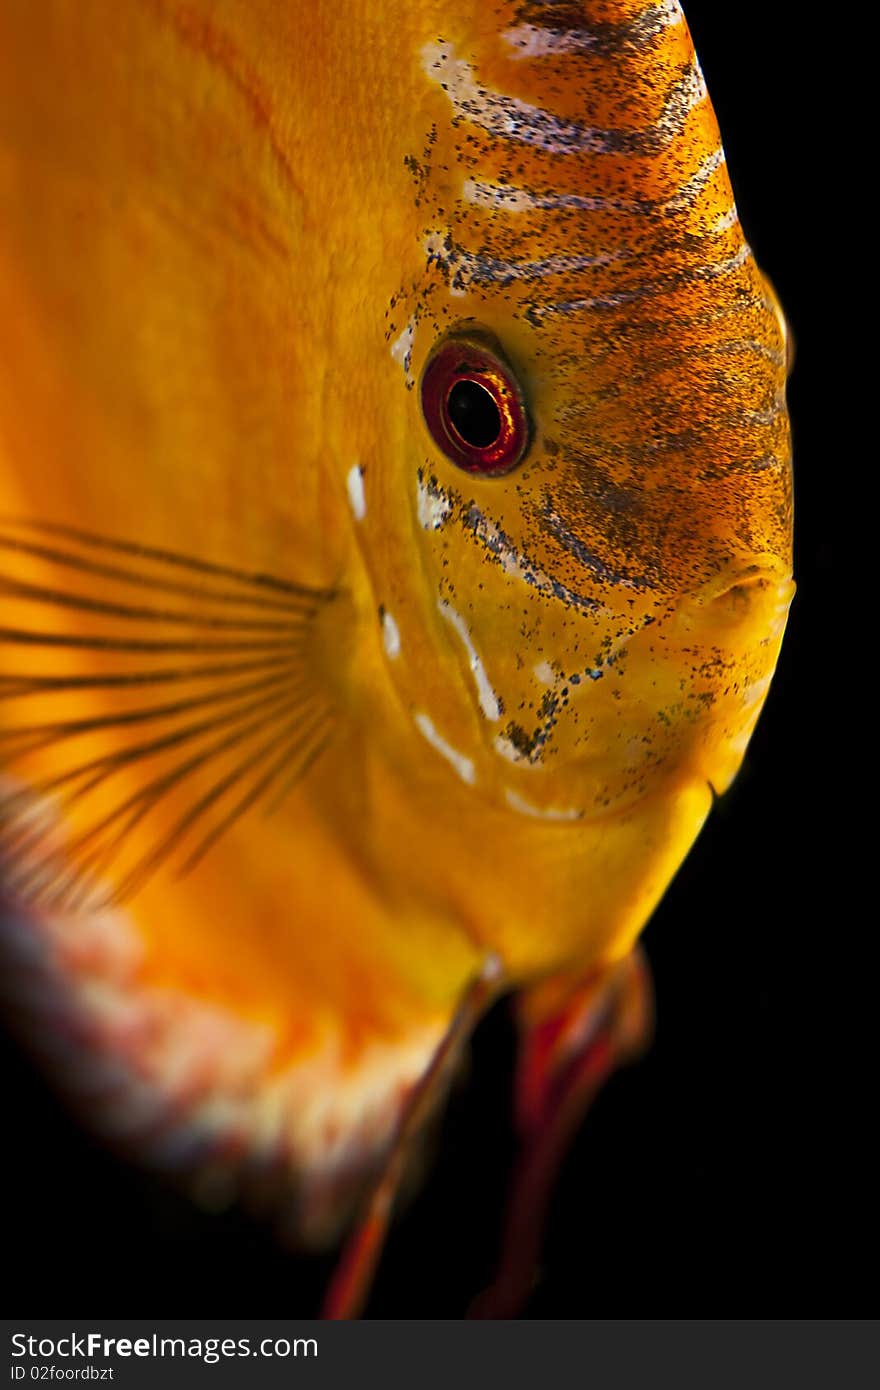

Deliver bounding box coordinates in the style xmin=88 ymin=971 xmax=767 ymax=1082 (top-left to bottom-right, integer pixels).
xmin=4 ymin=4 xmax=856 ymax=1318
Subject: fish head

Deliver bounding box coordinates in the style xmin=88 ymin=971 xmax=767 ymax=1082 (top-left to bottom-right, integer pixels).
xmin=353 ymin=2 xmax=794 ymax=823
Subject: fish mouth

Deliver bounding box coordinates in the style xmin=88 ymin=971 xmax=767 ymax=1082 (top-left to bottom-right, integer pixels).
xmin=492 ymin=552 xmax=794 ymax=825
xmin=683 ymin=554 xmax=794 ymax=798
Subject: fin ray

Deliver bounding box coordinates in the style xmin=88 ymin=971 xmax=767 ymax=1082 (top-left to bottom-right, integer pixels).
xmin=1 ymin=522 xmax=336 ymax=910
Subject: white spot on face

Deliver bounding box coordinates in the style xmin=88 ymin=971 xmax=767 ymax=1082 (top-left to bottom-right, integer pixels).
xmin=725 ymin=704 xmax=764 ymax=761
xmin=462 ymin=149 xmax=727 ymax=221
xmin=422 ymin=39 xmax=705 ymax=156
xmin=346 ymin=465 xmax=366 ymax=522
xmin=480 ymin=951 xmax=505 ymax=984
xmin=416 ymin=474 xmax=452 ymax=532
xmin=502 ymin=23 xmax=599 ymax=58
xmin=462 ymin=179 xmax=611 ymax=213
xmin=741 ymin=670 xmax=773 ymax=709
xmin=437 ymin=600 xmax=501 ymax=722
xmin=390 ymin=316 xmax=416 ymax=387
xmin=414 ymin=712 xmax=476 ymax=786
xmin=494 ymin=734 xmax=533 ymax=767
xmin=530 ymin=241 xmax=751 ymax=321
xmin=381 ymin=609 xmax=401 ymax=660
xmin=504 ymin=788 xmax=583 ymax=822
xmin=712 ymin=205 xmax=740 ymax=233
xmin=425 ymin=232 xmax=467 ymax=298
xmin=534 ymin=660 xmax=558 ymax=686
xmin=426 ymin=229 xmax=623 ymax=291
xmin=502 ymin=3 xmax=682 ymax=58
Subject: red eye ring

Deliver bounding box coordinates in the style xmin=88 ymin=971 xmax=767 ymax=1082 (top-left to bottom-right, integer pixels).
xmin=420 ymin=335 xmax=530 ymax=476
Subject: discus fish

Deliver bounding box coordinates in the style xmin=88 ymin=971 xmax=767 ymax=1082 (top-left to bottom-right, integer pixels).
xmin=0 ymin=0 xmax=793 ymax=1314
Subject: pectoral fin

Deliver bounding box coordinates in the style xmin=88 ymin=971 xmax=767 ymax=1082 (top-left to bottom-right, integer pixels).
xmin=1 ymin=519 xmax=337 ymax=911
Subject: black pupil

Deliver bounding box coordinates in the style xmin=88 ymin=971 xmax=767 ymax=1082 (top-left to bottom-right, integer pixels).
xmin=447 ymin=378 xmax=502 ymax=450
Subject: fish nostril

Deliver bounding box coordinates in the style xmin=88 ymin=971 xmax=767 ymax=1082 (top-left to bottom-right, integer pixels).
xmin=714 ymin=573 xmax=769 ymax=602
xmin=712 ymin=578 xmax=767 ymax=616
xmin=702 ymin=571 xmax=794 ymax=644
xmin=701 ymin=556 xmax=792 ymax=605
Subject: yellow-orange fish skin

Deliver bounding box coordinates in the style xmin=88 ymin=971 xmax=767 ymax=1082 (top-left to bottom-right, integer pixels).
xmin=0 ymin=0 xmax=792 ymax=1238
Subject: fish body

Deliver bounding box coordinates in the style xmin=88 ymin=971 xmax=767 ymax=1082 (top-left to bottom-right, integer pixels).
xmin=0 ymin=2 xmax=792 ymax=1251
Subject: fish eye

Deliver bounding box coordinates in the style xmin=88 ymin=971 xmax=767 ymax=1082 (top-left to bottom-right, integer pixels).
xmin=420 ymin=335 xmax=530 ymax=475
